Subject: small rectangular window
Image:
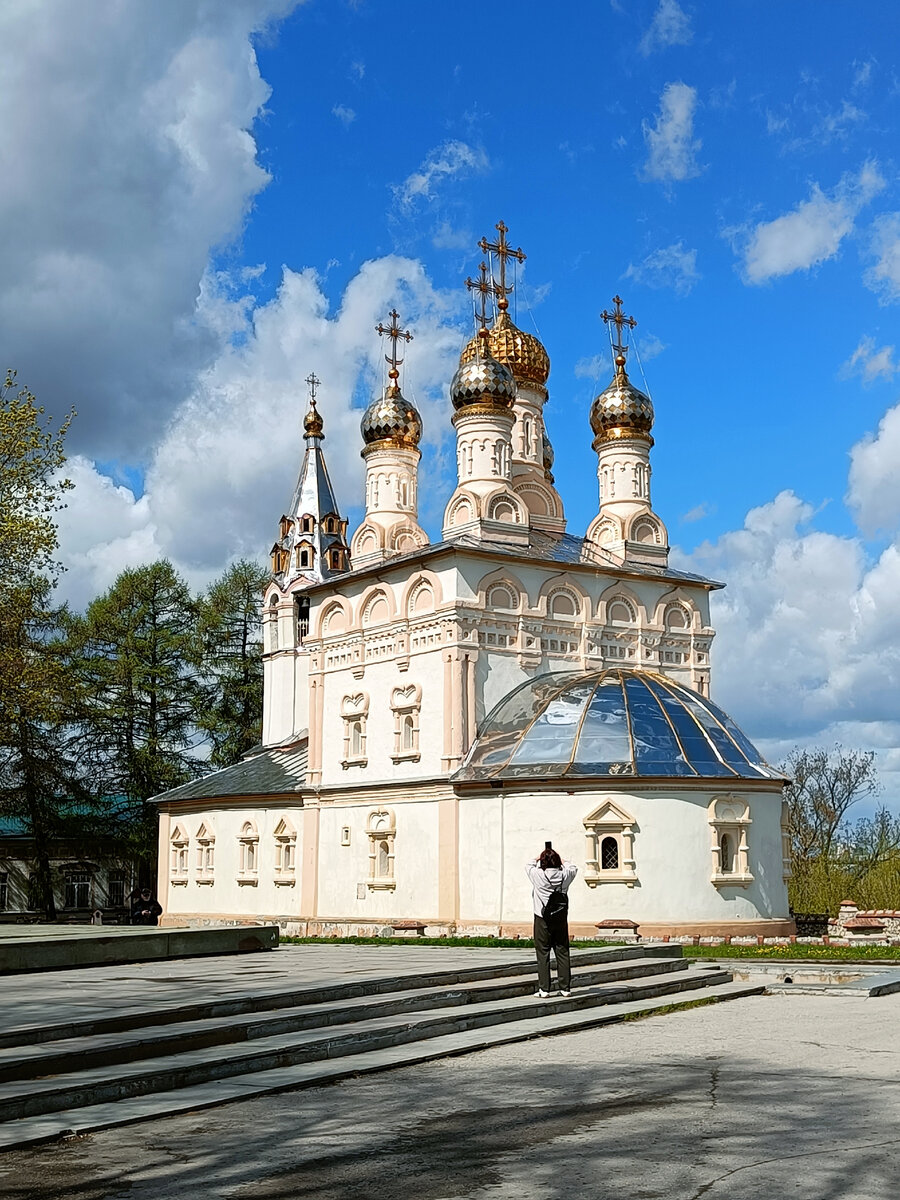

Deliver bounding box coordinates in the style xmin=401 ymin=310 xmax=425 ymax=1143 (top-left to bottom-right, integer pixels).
xmin=108 ymin=870 xmax=127 ymax=907
xmin=65 ymin=872 xmax=91 ymax=909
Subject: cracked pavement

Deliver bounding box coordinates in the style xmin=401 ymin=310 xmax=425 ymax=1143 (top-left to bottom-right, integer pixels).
xmin=1 ymin=991 xmax=897 ymax=1199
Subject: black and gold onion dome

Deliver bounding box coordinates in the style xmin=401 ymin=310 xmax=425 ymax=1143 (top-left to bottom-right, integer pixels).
xmin=589 ymin=353 xmax=655 ymax=445
xmin=459 ymin=299 xmax=550 ymax=389
xmin=360 ymin=372 xmax=423 ymax=449
xmin=450 ymin=329 xmax=517 ymax=411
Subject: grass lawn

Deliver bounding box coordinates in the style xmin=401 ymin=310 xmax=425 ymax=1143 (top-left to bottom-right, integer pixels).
xmin=281 ymin=935 xmax=900 ymax=963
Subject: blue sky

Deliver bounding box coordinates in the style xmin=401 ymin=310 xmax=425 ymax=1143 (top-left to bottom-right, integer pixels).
xmin=3 ymin=0 xmax=900 ymax=803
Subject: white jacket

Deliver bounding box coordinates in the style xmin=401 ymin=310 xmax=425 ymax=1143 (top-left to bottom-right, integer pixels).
xmin=525 ymin=860 xmax=578 ymax=917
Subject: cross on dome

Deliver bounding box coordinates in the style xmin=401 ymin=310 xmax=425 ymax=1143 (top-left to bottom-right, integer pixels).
xmin=305 ymin=371 xmax=321 ymax=402
xmin=601 ymin=295 xmax=637 ymax=367
xmin=478 ymin=221 xmax=525 ymax=313
xmin=465 ymin=261 xmax=500 ymax=333
xmin=303 ymin=370 xmax=324 ymax=437
xmin=376 ymin=309 xmax=413 ymax=389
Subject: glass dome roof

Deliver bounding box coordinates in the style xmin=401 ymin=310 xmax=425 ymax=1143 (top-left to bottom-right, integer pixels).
xmin=454 ymin=669 xmax=779 ymax=783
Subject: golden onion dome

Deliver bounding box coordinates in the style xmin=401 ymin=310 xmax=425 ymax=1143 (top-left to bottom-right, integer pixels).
xmin=303 ymin=398 xmax=324 ymax=438
xmin=450 ymin=331 xmax=516 ymax=411
xmin=460 ymin=303 xmax=549 ymax=388
xmin=361 ymin=375 xmax=422 ymax=449
xmin=589 ymin=354 xmax=654 ymax=445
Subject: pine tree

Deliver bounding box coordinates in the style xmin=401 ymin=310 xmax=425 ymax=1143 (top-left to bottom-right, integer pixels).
xmin=197 ymin=559 xmax=269 ymax=766
xmin=67 ymin=561 xmax=204 ymax=868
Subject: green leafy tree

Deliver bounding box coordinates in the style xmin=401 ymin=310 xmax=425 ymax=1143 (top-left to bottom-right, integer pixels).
xmin=0 ymin=374 xmax=79 ymax=918
xmin=196 ymin=559 xmax=268 ymax=767
xmin=67 ymin=561 xmax=204 ymax=868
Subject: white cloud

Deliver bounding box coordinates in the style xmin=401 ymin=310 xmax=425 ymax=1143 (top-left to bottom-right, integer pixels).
xmin=431 ymin=221 xmax=473 ymax=251
xmin=852 ymin=58 xmax=875 ymax=90
xmin=639 ymin=0 xmax=693 ymax=55
xmin=574 ymin=353 xmax=610 ymax=380
xmin=624 ymin=242 xmax=699 ymax=294
xmin=864 ymin=213 xmax=900 ymax=303
xmin=740 ymin=161 xmax=885 ymax=284
xmin=675 ymin=491 xmax=900 ymax=764
xmin=394 ymin=141 xmax=489 ymax=208
xmin=641 ymin=82 xmax=702 ymax=184
xmin=635 ymin=333 xmax=666 ymax=362
xmin=332 ymin=104 xmax=356 ymax=126
xmin=0 ymin=0 xmax=298 ymax=460
xmin=847 ymin=402 xmax=900 ymax=536
xmin=55 ymin=256 xmax=466 ymax=607
xmin=840 ymin=336 xmax=897 ymax=384
xmin=350 ymin=60 xmax=365 ymax=80
xmin=682 ymin=502 xmax=713 ymax=523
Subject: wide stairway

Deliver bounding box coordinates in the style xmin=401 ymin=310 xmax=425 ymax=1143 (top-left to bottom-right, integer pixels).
xmin=2 ymin=944 xmax=762 ymax=1148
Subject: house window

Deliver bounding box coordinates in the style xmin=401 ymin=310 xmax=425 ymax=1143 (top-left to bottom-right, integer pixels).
xmin=297 ymin=543 xmax=313 ymax=569
xmin=0 ymin=871 xmax=8 ymax=911
xmin=328 ymin=547 xmax=345 ymax=571
xmin=390 ymin=684 xmax=422 ymax=762
xmin=299 ymin=514 xmax=315 ymax=534
xmin=170 ymin=825 xmax=189 ymax=884
xmin=366 ymin=809 xmax=396 ymax=890
xmin=709 ymin=796 xmax=753 ymax=887
xmin=583 ymin=799 xmax=638 ymax=887
xmin=65 ymin=871 xmax=91 ymax=909
xmin=238 ymin=821 xmax=259 ymax=884
xmin=108 ymin=870 xmax=127 ymax=907
xmin=196 ymin=823 xmax=215 ymax=883
xmin=274 ymin=818 xmax=297 ymax=884
xmin=341 ymin=693 xmax=369 ymax=768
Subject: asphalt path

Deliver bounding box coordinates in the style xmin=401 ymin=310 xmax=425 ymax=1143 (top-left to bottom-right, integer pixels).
xmin=1 ymin=992 xmax=898 ymax=1200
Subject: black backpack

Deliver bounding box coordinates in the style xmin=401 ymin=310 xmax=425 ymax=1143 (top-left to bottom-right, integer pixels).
xmin=542 ymin=885 xmax=568 ymax=922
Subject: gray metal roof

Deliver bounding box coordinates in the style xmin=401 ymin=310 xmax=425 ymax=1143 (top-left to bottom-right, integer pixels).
xmin=151 ymin=742 xmax=308 ymax=804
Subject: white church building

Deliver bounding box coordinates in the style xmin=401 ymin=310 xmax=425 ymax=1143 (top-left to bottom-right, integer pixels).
xmin=154 ymin=223 xmax=793 ymax=939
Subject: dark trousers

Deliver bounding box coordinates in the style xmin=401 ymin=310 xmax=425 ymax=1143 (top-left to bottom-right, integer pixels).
xmin=533 ymin=915 xmax=571 ymax=992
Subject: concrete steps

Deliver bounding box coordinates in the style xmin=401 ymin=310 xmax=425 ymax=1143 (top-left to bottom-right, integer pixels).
xmin=4 ymin=946 xmax=763 ymax=1149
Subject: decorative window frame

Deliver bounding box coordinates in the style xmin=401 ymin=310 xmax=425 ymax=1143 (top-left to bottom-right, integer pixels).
xmin=170 ymin=824 xmax=189 ymax=886
xmin=268 ymin=597 xmax=280 ymax=652
xmin=390 ymin=684 xmax=422 ymax=763
xmin=583 ymin=799 xmax=638 ymax=887
xmin=274 ymin=817 xmax=297 ymax=885
xmin=196 ymin=822 xmax=216 ymax=885
xmin=237 ymin=821 xmax=259 ymax=885
xmin=709 ymin=796 xmax=753 ymax=887
xmin=366 ymin=809 xmax=396 ymax=891
xmin=341 ymin=692 xmax=369 ymax=769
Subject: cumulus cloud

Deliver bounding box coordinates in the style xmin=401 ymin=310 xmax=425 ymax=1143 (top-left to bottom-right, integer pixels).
xmin=847 ymin=402 xmax=900 ymax=537
xmin=740 ymin=160 xmax=885 ymax=284
xmin=0 ymin=0 xmax=298 ymax=460
xmin=624 ymin=242 xmax=699 ymax=294
xmin=574 ymin=353 xmax=610 ymax=381
xmin=639 ymin=0 xmax=693 ymax=55
xmin=332 ymin=104 xmax=356 ymax=126
xmin=55 ymin=256 xmax=466 ymax=609
xmin=840 ymin=336 xmax=898 ymax=384
xmin=675 ymin=490 xmax=900 ymax=752
xmin=641 ymin=82 xmax=702 ymax=184
xmin=394 ymin=140 xmax=489 ymax=208
xmin=864 ymin=213 xmax=900 ymax=303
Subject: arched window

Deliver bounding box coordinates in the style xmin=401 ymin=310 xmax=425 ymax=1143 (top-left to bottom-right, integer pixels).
xmin=196 ymin=824 xmax=215 ymax=882
xmin=401 ymin=713 xmax=415 ymax=751
xmin=607 ymin=597 xmax=636 ymax=625
xmin=549 ymin=590 xmax=578 ymax=619
xmin=709 ymin=797 xmax=753 ymax=887
xmin=600 ymin=836 xmax=620 ymax=871
xmin=720 ymin=833 xmax=734 ymax=875
xmin=391 ymin=684 xmax=422 ymax=762
xmin=486 ymin=583 xmax=517 ymax=612
xmin=341 ymin=694 xmax=369 ymax=767
xmin=269 ymin=597 xmax=279 ymax=651
xmin=350 ymin=720 xmax=364 ymax=758
xmin=664 ymin=604 xmax=690 ymax=630
xmin=329 ymin=547 xmax=345 ymax=571
xmin=299 ymin=514 xmax=314 ymax=535
xmin=366 ymin=809 xmax=396 ymax=890
xmin=238 ymin=821 xmax=258 ymax=880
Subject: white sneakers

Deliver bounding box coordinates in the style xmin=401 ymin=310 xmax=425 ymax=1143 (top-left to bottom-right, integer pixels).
xmin=559 ymin=990 xmax=571 ymax=997
xmin=533 ymin=989 xmax=572 ymax=998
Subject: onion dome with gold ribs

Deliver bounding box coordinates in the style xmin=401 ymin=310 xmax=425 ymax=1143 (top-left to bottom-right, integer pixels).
xmin=460 ymin=301 xmax=550 ymax=388
xmin=589 ymin=353 xmax=654 ymax=446
xmin=360 ymin=378 xmax=422 ymax=449
xmin=450 ymin=329 xmax=517 ymax=411
xmin=303 ymin=396 xmax=324 ymax=438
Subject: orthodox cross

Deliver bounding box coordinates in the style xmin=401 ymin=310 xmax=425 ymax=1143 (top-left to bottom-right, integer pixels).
xmin=478 ymin=221 xmax=526 ymax=309
xmin=601 ymin=296 xmax=637 ymax=357
xmin=465 ymin=261 xmax=500 ymax=330
xmin=305 ymin=372 xmax=321 ymax=403
xmin=376 ymin=309 xmax=413 ymax=383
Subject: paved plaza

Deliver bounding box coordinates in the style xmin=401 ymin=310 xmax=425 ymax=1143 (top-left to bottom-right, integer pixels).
xmin=0 ymin=946 xmax=898 ymax=1199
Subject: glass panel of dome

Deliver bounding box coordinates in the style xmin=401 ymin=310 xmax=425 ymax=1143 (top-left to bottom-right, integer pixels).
xmin=570 ymin=676 xmax=632 ymax=773
xmin=508 ymin=681 xmax=595 ymax=767
xmin=622 ymin=676 xmax=695 ymax=775
xmin=662 ymin=683 xmax=764 ymax=775
xmin=696 ymin=694 xmax=778 ymax=778
xmin=643 ymin=678 xmax=739 ymax=777
xmin=461 ymin=672 xmax=583 ymax=775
